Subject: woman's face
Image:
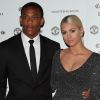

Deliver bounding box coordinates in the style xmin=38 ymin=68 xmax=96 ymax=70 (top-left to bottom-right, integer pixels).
xmin=61 ymin=23 xmax=83 ymax=47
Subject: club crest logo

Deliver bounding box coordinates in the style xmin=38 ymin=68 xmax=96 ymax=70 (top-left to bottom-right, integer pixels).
xmin=51 ymin=26 xmax=59 ymax=35
xmin=0 ymin=31 xmax=5 ymax=35
xmin=90 ymin=25 xmax=99 ymax=34
xmin=13 ymin=28 xmax=22 ymax=35
xmin=96 ymin=44 xmax=100 ymax=48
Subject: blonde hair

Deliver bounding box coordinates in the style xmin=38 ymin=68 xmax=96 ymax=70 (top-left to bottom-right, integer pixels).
xmin=60 ymin=15 xmax=83 ymax=29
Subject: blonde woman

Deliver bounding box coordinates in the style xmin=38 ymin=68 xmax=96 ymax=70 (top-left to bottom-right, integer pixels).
xmin=51 ymin=15 xmax=100 ymax=100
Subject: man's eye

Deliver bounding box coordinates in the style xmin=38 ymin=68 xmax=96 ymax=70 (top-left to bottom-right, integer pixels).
xmin=22 ymin=16 xmax=28 ymax=19
xmin=32 ymin=16 xmax=41 ymax=19
xmin=22 ymin=15 xmax=41 ymax=20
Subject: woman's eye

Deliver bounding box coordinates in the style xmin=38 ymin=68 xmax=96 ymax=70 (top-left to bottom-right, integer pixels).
xmin=62 ymin=32 xmax=66 ymax=35
xmin=70 ymin=30 xmax=76 ymax=33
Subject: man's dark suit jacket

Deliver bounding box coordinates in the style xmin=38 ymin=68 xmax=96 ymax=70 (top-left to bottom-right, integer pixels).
xmin=0 ymin=33 xmax=60 ymax=100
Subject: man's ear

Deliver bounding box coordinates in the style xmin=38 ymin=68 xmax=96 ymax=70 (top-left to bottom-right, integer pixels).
xmin=20 ymin=16 xmax=22 ymax=26
xmin=40 ymin=18 xmax=45 ymax=27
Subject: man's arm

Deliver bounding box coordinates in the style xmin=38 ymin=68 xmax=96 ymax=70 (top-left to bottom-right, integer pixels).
xmin=0 ymin=46 xmax=7 ymax=100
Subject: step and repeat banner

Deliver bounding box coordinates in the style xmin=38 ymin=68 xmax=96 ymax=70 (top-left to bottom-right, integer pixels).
xmin=0 ymin=0 xmax=100 ymax=53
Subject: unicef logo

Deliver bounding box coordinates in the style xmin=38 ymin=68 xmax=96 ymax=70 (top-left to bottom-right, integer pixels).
xmin=13 ymin=28 xmax=22 ymax=35
xmin=51 ymin=26 xmax=59 ymax=35
xmin=90 ymin=25 xmax=99 ymax=34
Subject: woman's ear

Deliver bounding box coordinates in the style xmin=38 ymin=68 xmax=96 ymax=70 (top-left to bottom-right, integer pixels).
xmin=80 ymin=27 xmax=84 ymax=37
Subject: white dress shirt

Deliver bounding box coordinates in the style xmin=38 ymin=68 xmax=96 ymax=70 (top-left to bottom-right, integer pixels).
xmin=21 ymin=33 xmax=40 ymax=73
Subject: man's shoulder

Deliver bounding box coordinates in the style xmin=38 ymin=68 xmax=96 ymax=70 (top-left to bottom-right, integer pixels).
xmin=0 ymin=34 xmax=21 ymax=46
xmin=40 ymin=35 xmax=59 ymax=45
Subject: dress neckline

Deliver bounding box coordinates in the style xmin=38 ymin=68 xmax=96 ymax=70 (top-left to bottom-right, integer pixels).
xmin=58 ymin=50 xmax=94 ymax=73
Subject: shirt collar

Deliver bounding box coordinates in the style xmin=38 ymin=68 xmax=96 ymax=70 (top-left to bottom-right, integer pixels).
xmin=21 ymin=32 xmax=40 ymax=44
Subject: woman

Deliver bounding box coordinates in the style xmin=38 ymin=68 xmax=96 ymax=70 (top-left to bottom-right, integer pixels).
xmin=51 ymin=15 xmax=100 ymax=100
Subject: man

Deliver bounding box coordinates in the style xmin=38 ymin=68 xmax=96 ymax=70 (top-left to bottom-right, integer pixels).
xmin=0 ymin=2 xmax=60 ymax=100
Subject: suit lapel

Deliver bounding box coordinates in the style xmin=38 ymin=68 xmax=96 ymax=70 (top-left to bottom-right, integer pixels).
xmin=37 ymin=35 xmax=49 ymax=81
xmin=14 ymin=34 xmax=35 ymax=86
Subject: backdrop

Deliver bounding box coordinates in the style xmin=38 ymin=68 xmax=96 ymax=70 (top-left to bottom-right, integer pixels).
xmin=0 ymin=0 xmax=100 ymax=52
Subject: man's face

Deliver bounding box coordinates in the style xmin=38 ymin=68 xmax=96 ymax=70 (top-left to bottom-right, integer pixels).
xmin=20 ymin=7 xmax=44 ymax=38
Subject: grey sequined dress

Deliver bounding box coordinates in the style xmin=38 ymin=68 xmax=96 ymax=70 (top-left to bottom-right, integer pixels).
xmin=51 ymin=50 xmax=100 ymax=100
